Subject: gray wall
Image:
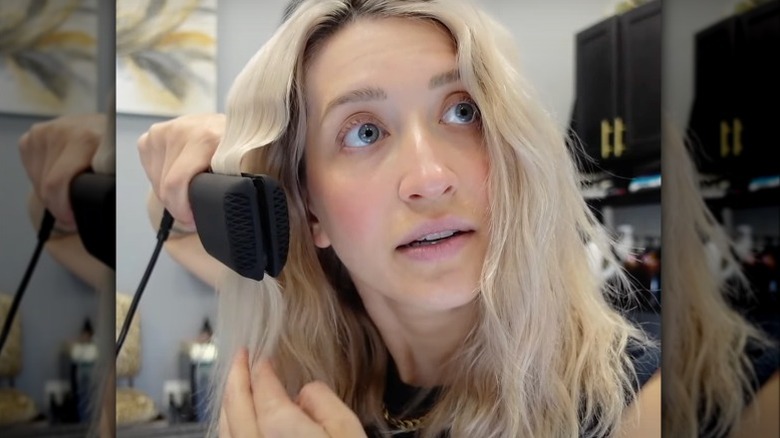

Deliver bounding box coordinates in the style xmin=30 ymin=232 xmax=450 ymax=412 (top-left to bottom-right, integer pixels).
xmin=116 ymin=0 xmax=663 ymax=411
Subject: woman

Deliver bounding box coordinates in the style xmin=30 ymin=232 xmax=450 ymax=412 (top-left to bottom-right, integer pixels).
xmin=138 ymin=1 xmax=660 ymax=436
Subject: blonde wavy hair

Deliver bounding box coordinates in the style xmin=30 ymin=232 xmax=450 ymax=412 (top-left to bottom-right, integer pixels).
xmin=208 ymin=1 xmax=649 ymax=436
xmin=663 ymin=121 xmax=773 ymax=437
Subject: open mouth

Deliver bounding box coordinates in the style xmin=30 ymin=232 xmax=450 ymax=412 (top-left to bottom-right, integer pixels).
xmin=400 ymin=230 xmax=472 ymax=248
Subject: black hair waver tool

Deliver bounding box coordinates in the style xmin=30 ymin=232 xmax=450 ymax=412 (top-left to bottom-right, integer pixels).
xmin=189 ymin=173 xmax=290 ymax=281
xmin=70 ymin=172 xmax=116 ymax=270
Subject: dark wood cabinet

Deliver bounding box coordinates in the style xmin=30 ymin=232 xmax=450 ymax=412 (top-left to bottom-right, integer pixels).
xmin=740 ymin=1 xmax=779 ymax=179
xmin=572 ymin=0 xmax=661 ymax=178
xmin=620 ymin=2 xmax=662 ymax=172
xmin=687 ymin=0 xmax=779 ymax=179
xmin=687 ymin=15 xmax=741 ymax=176
xmin=573 ymin=16 xmax=620 ymax=173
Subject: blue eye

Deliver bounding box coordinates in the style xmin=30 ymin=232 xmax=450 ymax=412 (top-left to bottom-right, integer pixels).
xmin=443 ymin=101 xmax=479 ymax=124
xmin=343 ymin=122 xmax=383 ymax=148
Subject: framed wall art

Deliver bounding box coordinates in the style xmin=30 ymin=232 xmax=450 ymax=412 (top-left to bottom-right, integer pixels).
xmin=116 ymin=0 xmax=217 ymax=117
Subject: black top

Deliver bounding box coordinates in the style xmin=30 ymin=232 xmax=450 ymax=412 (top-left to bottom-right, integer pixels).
xmin=745 ymin=340 xmax=779 ymax=399
xmin=366 ymin=343 xmax=661 ymax=438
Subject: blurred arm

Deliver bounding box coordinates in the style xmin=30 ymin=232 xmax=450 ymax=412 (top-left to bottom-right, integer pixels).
xmin=26 ymin=192 xmax=112 ymax=292
xmin=734 ymin=371 xmax=780 ymax=438
xmin=619 ymin=372 xmax=661 ymax=438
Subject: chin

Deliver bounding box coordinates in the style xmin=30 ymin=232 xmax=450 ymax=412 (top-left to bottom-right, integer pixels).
xmin=404 ymin=282 xmax=481 ymax=311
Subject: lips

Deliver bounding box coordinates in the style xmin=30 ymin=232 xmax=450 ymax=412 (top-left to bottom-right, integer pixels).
xmin=397 ymin=217 xmax=476 ymax=248
xmin=405 ymin=230 xmax=469 ymax=247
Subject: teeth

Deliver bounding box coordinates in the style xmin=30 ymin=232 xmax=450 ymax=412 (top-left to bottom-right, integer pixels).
xmin=418 ymin=230 xmax=456 ymax=242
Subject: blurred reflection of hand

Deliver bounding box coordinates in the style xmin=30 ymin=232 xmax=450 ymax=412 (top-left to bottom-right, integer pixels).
xmin=18 ymin=114 xmax=107 ymax=233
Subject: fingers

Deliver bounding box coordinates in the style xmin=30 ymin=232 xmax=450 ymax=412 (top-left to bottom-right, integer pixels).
xmin=137 ymin=131 xmax=162 ymax=196
xmin=39 ymin=137 xmax=97 ymax=227
xmin=223 ymin=350 xmax=316 ymax=438
xmin=18 ymin=130 xmax=44 ymax=185
xmin=137 ymin=114 xmax=225 ymax=228
xmin=251 ymin=359 xmax=295 ymax=418
xmin=222 ymin=349 xmax=364 ymax=438
xmin=251 ymin=358 xmax=319 ymax=437
xmin=250 ymin=364 xmax=366 ymax=437
xmin=297 ymin=381 xmax=365 ymax=437
xmin=223 ymin=349 xmax=260 ymax=438
xmin=158 ymin=140 xmax=213 ymax=227
xmin=219 ymin=408 xmax=233 ymax=438
xmin=18 ymin=117 xmax=103 ymax=227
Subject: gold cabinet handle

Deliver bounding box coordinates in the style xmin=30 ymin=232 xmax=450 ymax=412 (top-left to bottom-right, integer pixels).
xmin=733 ymin=118 xmax=743 ymax=156
xmin=720 ymin=120 xmax=730 ymax=157
xmin=601 ymin=119 xmax=613 ymax=158
xmin=614 ymin=117 xmax=625 ymax=157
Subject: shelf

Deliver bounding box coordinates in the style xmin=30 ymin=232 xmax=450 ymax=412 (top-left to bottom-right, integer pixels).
xmin=586 ymin=185 xmax=776 ymax=210
xmin=705 ymin=186 xmax=780 ymax=210
xmin=585 ymin=186 xmax=661 ymax=208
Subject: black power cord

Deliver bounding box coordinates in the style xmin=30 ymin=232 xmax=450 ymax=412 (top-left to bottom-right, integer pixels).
xmin=0 ymin=210 xmax=56 ymax=355
xmin=115 ymin=209 xmax=174 ymax=357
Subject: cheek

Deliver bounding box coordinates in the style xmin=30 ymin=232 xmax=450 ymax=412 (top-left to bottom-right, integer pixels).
xmin=311 ymin=175 xmax=388 ymax=249
xmin=465 ymin=144 xmax=491 ymax=207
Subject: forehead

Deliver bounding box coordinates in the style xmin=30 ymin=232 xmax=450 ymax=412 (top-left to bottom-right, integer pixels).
xmin=304 ymin=17 xmax=457 ymax=101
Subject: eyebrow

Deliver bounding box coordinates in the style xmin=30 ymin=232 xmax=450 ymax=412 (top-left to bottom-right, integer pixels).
xmin=320 ymin=69 xmax=461 ymax=123
xmin=428 ymin=69 xmax=460 ymax=88
xmin=322 ymin=87 xmax=387 ymax=122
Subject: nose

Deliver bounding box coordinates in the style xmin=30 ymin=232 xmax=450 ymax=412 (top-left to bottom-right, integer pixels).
xmin=397 ymin=124 xmax=457 ymax=203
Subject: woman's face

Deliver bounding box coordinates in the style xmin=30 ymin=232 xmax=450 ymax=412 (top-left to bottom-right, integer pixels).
xmin=304 ymin=17 xmax=489 ymax=311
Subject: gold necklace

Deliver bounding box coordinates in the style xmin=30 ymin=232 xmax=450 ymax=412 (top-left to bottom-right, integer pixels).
xmin=382 ymin=404 xmax=429 ymax=432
